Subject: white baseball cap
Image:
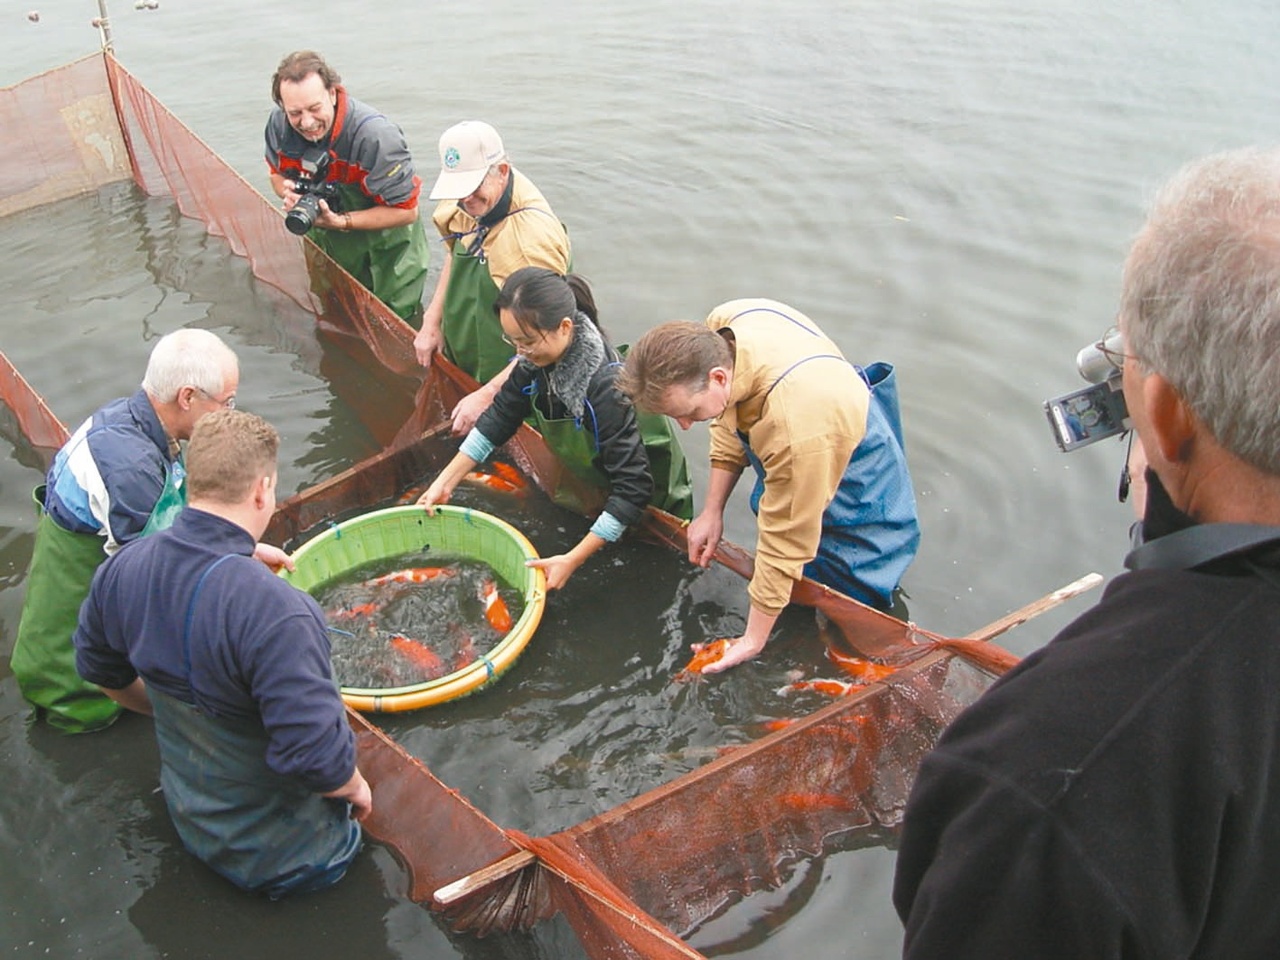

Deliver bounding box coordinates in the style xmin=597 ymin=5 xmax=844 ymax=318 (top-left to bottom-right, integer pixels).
xmin=429 ymin=120 xmax=506 ymax=200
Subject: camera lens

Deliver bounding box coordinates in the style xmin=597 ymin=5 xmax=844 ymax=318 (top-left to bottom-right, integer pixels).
xmin=285 ymin=193 xmax=321 ymax=235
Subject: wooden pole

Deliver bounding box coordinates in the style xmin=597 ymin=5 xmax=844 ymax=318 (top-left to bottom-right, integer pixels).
xmin=95 ymin=0 xmax=114 ymax=53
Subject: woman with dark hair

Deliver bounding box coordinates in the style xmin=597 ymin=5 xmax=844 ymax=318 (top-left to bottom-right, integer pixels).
xmin=417 ymin=267 xmax=692 ymax=588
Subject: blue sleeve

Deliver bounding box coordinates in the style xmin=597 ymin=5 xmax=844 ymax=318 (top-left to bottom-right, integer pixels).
xmin=589 ymin=511 xmax=627 ymax=543
xmin=237 ymin=577 xmax=355 ymax=793
xmin=460 ymin=429 xmax=495 ymax=463
xmin=73 ymin=561 xmax=138 ymax=690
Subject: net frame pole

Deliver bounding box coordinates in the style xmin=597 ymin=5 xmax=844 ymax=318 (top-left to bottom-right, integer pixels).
xmin=95 ymin=0 xmax=114 ymax=53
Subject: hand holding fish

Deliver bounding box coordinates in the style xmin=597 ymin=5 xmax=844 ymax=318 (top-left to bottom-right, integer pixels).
xmin=695 ymin=633 xmax=767 ymax=675
xmin=686 ymin=604 xmax=780 ymax=676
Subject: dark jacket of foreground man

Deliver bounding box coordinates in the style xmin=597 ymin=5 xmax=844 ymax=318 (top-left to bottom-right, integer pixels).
xmin=894 ymin=485 xmax=1280 ymax=959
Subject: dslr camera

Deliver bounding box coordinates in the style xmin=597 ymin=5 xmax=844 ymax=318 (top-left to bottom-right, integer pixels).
xmin=1043 ymin=327 xmax=1131 ymax=452
xmin=285 ymin=152 xmax=343 ymax=236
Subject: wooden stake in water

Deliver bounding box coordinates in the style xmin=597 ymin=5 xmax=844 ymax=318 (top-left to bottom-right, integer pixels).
xmin=94 ymin=0 xmax=114 ymax=52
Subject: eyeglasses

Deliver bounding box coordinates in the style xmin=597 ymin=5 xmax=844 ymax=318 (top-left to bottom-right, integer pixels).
xmin=1094 ymin=325 xmax=1131 ymax=371
xmin=501 ymin=331 xmax=545 ymax=353
xmin=197 ymin=387 xmax=236 ymax=409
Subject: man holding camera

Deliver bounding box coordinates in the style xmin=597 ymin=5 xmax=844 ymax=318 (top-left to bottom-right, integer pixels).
xmin=265 ymin=50 xmax=430 ymax=324
xmin=894 ymin=148 xmax=1280 ymax=958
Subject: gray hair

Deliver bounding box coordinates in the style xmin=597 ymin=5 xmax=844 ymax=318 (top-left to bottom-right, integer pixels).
xmin=1121 ymin=147 xmax=1280 ymax=475
xmin=141 ymin=329 xmax=238 ymax=403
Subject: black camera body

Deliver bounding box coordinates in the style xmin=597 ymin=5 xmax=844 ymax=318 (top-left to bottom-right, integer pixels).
xmin=1043 ymin=329 xmax=1131 ymax=452
xmin=284 ymin=150 xmax=343 ymax=236
xmin=285 ymin=177 xmax=343 ymax=236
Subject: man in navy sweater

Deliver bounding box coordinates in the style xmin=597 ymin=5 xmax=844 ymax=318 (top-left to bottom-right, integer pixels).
xmin=75 ymin=409 xmax=370 ymax=899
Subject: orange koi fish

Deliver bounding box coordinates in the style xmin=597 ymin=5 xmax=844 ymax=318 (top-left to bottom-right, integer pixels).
xmin=825 ymin=647 xmax=898 ymax=684
xmin=463 ymin=468 xmax=524 ymax=494
xmin=364 ymin=566 xmax=455 ymax=586
xmin=762 ymin=718 xmax=798 ymax=733
xmin=490 ymin=461 xmax=526 ymax=488
xmin=480 ymin=579 xmax=513 ymax=632
xmin=781 ymin=678 xmax=862 ymax=698
xmin=676 ymin=638 xmax=732 ymax=679
xmin=389 ymin=634 xmax=446 ymax=678
xmin=397 ymin=486 xmax=427 ymax=505
xmin=327 ymin=601 xmax=380 ymax=621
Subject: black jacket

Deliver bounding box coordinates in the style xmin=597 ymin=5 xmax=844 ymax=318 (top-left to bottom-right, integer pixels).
xmin=475 ymin=352 xmax=654 ymax=530
xmin=894 ymin=509 xmax=1280 ymax=959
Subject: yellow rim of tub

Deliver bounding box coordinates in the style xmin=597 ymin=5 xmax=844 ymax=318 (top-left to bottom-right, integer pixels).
xmin=281 ymin=504 xmax=546 ymax=712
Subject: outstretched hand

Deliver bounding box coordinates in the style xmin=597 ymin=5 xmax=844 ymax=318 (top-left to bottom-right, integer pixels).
xmin=693 ymin=634 xmax=767 ymax=675
xmin=416 ymin=478 xmax=452 ymax=515
xmin=526 ymin=554 xmax=580 ymax=591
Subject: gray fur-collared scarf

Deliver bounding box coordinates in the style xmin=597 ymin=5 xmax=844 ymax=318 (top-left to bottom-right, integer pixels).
xmin=545 ymin=311 xmax=607 ymax=420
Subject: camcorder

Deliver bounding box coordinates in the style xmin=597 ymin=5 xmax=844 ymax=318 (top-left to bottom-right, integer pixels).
xmin=1043 ymin=328 xmax=1131 ymax=452
xmin=285 ymin=151 xmax=343 ymax=236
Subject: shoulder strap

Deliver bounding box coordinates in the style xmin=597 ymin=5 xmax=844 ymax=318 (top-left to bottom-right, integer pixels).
xmin=180 ymin=554 xmax=238 ymax=681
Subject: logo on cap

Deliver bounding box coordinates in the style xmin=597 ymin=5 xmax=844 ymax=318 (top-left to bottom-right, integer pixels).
xmin=443 ymin=147 xmax=461 ymax=170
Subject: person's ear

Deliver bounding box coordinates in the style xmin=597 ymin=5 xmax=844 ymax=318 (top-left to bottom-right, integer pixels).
xmin=177 ymin=385 xmax=197 ymax=411
xmin=1143 ymin=373 xmax=1197 ymax=463
xmin=253 ymin=474 xmax=273 ymax=510
xmin=708 ymin=366 xmax=730 ymax=389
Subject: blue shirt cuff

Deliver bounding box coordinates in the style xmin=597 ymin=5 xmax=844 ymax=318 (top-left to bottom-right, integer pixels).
xmin=590 ymin=511 xmax=627 ymax=543
xmin=460 ymin=430 xmax=495 ymax=463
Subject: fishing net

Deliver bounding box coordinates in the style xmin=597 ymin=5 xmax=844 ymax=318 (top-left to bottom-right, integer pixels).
xmin=0 ymin=350 xmax=69 ymax=470
xmin=1 ymin=52 xmax=1044 ymax=958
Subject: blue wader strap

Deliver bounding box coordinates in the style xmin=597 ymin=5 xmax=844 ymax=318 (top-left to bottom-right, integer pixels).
xmin=181 ymin=554 xmax=237 ymax=682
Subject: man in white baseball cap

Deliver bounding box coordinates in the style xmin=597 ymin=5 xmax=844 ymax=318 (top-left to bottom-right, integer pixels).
xmin=414 ymin=121 xmax=571 ymax=434
xmin=428 ymin=120 xmax=507 ymax=200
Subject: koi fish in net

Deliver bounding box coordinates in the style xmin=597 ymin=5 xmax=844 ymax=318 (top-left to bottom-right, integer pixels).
xmin=464 ymin=461 xmax=527 ymax=495
xmin=779 ymin=677 xmax=863 ymax=698
xmin=776 ymin=648 xmax=901 ymax=698
xmin=674 ymin=638 xmax=732 ymax=681
xmin=327 ymin=600 xmax=382 ymax=621
xmin=364 ymin=566 xmax=456 ymax=586
xmin=390 ymin=634 xmax=448 ymax=679
xmin=480 ymin=578 xmax=513 ymax=632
